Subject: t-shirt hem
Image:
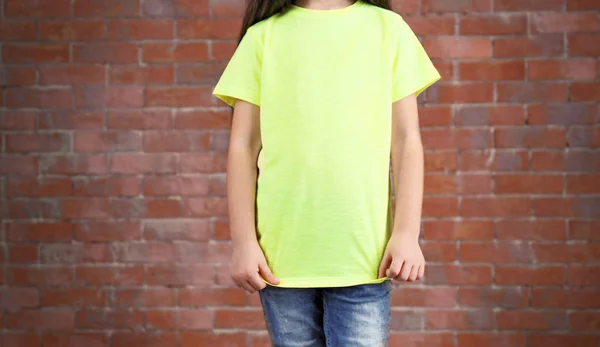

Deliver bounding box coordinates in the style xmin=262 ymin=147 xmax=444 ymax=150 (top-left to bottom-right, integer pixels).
xmin=213 ymin=90 xmax=260 ymax=108
xmin=263 ymin=276 xmax=391 ymax=288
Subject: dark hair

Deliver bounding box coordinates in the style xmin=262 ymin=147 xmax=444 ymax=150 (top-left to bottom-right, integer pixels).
xmin=239 ymin=0 xmax=390 ymax=41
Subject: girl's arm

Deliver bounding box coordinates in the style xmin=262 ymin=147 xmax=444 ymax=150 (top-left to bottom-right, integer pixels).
xmin=378 ymin=93 xmax=426 ymax=281
xmin=228 ymin=100 xmax=279 ymax=292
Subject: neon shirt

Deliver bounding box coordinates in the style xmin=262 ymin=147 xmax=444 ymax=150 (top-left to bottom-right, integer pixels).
xmin=213 ymin=1 xmax=440 ymax=288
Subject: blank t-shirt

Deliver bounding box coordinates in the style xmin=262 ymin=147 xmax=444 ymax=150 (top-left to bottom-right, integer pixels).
xmin=213 ymin=0 xmax=440 ymax=288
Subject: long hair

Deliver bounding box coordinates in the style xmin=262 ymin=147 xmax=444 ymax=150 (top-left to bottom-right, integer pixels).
xmin=238 ymin=0 xmax=390 ymax=41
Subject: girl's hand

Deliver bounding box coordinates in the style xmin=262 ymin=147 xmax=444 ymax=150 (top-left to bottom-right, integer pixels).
xmin=231 ymin=241 xmax=280 ymax=293
xmin=378 ymin=232 xmax=425 ymax=282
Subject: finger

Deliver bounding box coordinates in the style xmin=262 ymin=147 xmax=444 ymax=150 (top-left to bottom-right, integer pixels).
xmin=417 ymin=264 xmax=425 ymax=279
xmin=248 ymin=273 xmax=267 ymax=291
xmin=240 ymin=280 xmax=256 ymax=293
xmin=378 ymin=253 xmax=392 ymax=278
xmin=386 ymin=258 xmax=403 ymax=278
xmin=396 ymin=262 xmax=412 ymax=281
xmin=408 ymin=265 xmax=419 ymax=281
xmin=259 ymin=262 xmax=280 ymax=284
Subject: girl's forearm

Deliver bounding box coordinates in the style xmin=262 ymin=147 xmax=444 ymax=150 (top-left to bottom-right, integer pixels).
xmin=391 ymin=134 xmax=424 ymax=239
xmin=227 ymin=147 xmax=260 ymax=247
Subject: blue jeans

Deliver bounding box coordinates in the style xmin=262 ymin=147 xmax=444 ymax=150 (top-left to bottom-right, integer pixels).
xmin=259 ymin=281 xmax=392 ymax=347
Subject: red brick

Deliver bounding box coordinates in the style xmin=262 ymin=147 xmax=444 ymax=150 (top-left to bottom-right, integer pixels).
xmin=5 ymin=0 xmax=71 ymax=17
xmin=494 ymin=35 xmax=564 ymax=57
xmin=0 ymin=66 xmax=37 ymax=86
xmin=0 ymin=110 xmax=37 ymax=130
xmin=422 ymin=128 xmax=491 ymax=149
xmin=144 ymin=220 xmax=211 ymax=241
xmin=530 ymin=334 xmax=600 ymax=347
xmin=74 ymin=0 xmax=140 ymax=17
xmin=75 ymin=221 xmax=141 ymax=241
xmin=567 ymin=126 xmax=600 ymax=147
xmin=390 ymin=310 xmax=423 ymax=331
xmin=426 ymin=265 xmax=492 ymax=285
xmin=391 ymin=287 xmax=457 ymax=307
xmin=108 ymin=20 xmax=174 ymax=40
xmin=145 ymin=86 xmax=213 ymax=107
xmin=534 ymin=243 xmax=600 ymax=263
xmin=529 ymin=59 xmax=598 ymax=80
xmin=143 ymin=131 xmax=210 ymax=152
xmin=460 ymin=149 xmax=529 ymax=171
xmin=497 ymin=82 xmax=569 ymax=102
xmin=176 ymin=63 xmax=226 ymax=85
xmin=497 ymin=310 xmax=566 ymax=330
xmin=568 ymin=0 xmax=600 ymax=9
xmin=175 ymin=110 xmax=230 ymax=130
xmin=404 ymin=15 xmax=455 ymax=36
xmin=423 ymin=37 xmax=491 ymax=59
xmin=534 ymin=197 xmax=600 ymax=218
xmin=529 ymin=103 xmax=597 ymax=125
xmin=418 ymin=106 xmax=452 ymax=127
xmin=212 ymin=41 xmax=237 ymax=61
xmin=494 ymin=173 xmax=563 ymax=194
xmin=458 ymin=287 xmax=529 ymax=308
xmin=38 ymin=20 xmax=105 ymax=40
xmin=180 ymin=288 xmax=246 ymax=306
xmin=74 ymin=131 xmax=141 ymax=152
xmin=6 ymin=222 xmax=73 ymax=242
xmin=43 ymin=333 xmax=108 ymax=347
xmin=426 ymin=310 xmax=494 ymax=330
xmin=111 ymin=242 xmax=177 ymax=263
xmin=41 ymin=288 xmax=107 ymax=307
xmin=460 ymin=14 xmax=527 ymax=35
xmin=3 ymin=44 xmax=70 ymax=63
xmin=424 ymin=220 xmax=494 ymax=240
xmin=424 ymin=151 xmax=458 ymax=172
xmin=39 ymin=65 xmax=106 ymax=85
xmin=112 ymin=333 xmax=178 ymax=347
xmin=215 ymin=309 xmax=266 ymax=330
xmin=0 ymin=287 xmax=39 ymax=309
xmin=75 ymin=266 xmax=144 ymax=286
xmin=422 ymin=197 xmax=459 ymax=217
xmin=40 ymin=243 xmax=110 ymax=264
xmin=109 ymin=65 xmax=174 ymax=85
xmin=458 ymin=333 xmax=527 ymax=347
xmin=432 ymin=60 xmax=454 ymax=80
xmin=567 ymin=174 xmax=600 ymax=194
xmin=40 ymin=154 xmax=108 ymax=174
xmin=8 ymin=244 xmax=38 ymax=263
xmin=495 ymin=265 xmax=565 ymax=285
xmin=177 ymin=153 xmax=228 ymax=173
xmin=570 ymin=220 xmax=600 ymax=240
xmin=147 ymin=264 xmax=214 ymax=286
xmin=1 ymin=333 xmax=41 ymax=347
xmin=211 ymin=0 xmax=245 ymax=16
xmin=569 ymin=34 xmax=600 ymax=56
xmin=182 ymin=197 xmax=228 ymax=217
xmin=76 ymin=310 xmax=143 ymax=329
xmin=40 ymin=110 xmax=105 ymax=130
xmin=568 ymin=265 xmax=600 ymax=285
xmin=462 ymin=197 xmax=531 ymax=217
xmin=74 ymin=43 xmax=138 ymax=63
xmin=180 ymin=332 xmax=246 ymax=347
xmin=142 ymin=0 xmax=210 ymax=17
xmin=5 ymin=87 xmax=74 ymax=109
xmin=142 ymin=43 xmax=209 ymax=63
xmin=62 ymin=198 xmax=111 ymax=218
xmin=8 ymin=266 xmax=74 ymax=286
xmin=113 ymin=288 xmax=176 ymax=307
xmin=6 ymin=133 xmax=70 ymax=153
xmin=495 ymin=0 xmax=564 ymax=10
xmin=428 ymin=83 xmax=494 ymax=103
xmin=459 ymin=61 xmax=525 ymax=81
xmin=7 ymin=177 xmax=73 ymax=197
xmin=532 ymin=13 xmax=600 ymax=33
xmin=571 ymin=82 xmax=600 ymax=101
xmin=460 ymin=242 xmax=532 ymax=263
xmin=178 ymin=19 xmax=241 ymax=39
xmin=570 ymin=312 xmax=600 ymax=331
xmin=422 ymin=0 xmax=491 ymax=12
xmin=496 ymin=220 xmax=566 ymax=240
xmin=111 ymin=154 xmax=177 ymax=174
xmin=533 ymin=288 xmax=600 ymax=308
xmin=147 ymin=309 xmax=213 ymax=330
xmin=422 ymin=241 xmax=457 ymax=262
xmin=0 ymin=21 xmax=36 ymax=41
xmin=7 ymin=309 xmax=75 ymax=330
xmin=108 ymin=110 xmax=172 ymax=129
xmin=143 ymin=175 xmax=210 ymax=196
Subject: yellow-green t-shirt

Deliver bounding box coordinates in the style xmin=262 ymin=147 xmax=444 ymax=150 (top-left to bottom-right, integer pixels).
xmin=213 ymin=1 xmax=440 ymax=288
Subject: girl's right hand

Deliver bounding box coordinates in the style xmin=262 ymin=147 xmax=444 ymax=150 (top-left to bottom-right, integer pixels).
xmin=231 ymin=241 xmax=280 ymax=293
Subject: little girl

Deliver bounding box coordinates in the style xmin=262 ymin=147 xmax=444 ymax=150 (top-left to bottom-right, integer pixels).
xmin=213 ymin=0 xmax=440 ymax=346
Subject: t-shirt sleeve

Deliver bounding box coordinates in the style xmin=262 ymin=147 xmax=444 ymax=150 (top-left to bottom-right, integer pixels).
xmin=391 ymin=18 xmax=441 ymax=102
xmin=213 ymin=27 xmax=263 ymax=107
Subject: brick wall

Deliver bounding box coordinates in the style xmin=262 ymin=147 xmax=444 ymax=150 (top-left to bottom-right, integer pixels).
xmin=0 ymin=0 xmax=598 ymax=346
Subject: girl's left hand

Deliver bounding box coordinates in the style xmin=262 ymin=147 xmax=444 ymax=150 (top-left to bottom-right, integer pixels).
xmin=377 ymin=232 xmax=425 ymax=282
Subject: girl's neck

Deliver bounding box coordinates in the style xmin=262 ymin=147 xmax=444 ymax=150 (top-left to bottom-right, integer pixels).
xmin=294 ymin=0 xmax=356 ymax=10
